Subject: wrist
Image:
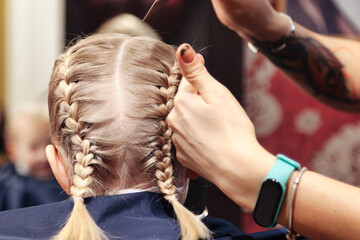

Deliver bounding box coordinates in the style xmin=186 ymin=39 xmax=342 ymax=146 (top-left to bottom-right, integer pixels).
xmin=216 ymin=144 xmax=276 ymax=211
xmin=251 ymin=11 xmax=294 ymax=42
xmin=253 ymin=154 xmax=301 ymax=228
xmin=276 ymin=170 xmax=299 ymax=227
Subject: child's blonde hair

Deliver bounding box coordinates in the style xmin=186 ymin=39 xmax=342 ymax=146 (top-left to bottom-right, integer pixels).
xmin=6 ymin=103 xmax=48 ymax=142
xmin=48 ymin=33 xmax=211 ymax=240
xmin=96 ymin=13 xmax=161 ymax=40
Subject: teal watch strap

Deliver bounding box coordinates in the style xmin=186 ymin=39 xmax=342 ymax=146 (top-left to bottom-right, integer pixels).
xmin=253 ymin=154 xmax=301 ymax=228
xmin=267 ymin=154 xmax=301 ymax=191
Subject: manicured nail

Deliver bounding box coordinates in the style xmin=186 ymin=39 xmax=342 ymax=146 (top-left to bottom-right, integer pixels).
xmin=180 ymin=44 xmax=195 ymax=63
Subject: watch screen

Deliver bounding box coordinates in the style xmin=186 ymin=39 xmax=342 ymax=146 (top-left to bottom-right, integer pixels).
xmin=253 ymin=179 xmax=283 ymax=227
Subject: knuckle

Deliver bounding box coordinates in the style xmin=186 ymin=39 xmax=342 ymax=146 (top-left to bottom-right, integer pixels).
xmin=167 ymin=112 xmax=178 ymax=130
xmin=184 ymin=64 xmax=207 ymax=82
xmin=175 ymin=152 xmax=185 ymax=165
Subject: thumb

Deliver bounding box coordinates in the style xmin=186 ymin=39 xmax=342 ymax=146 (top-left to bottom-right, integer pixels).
xmin=177 ymin=44 xmax=216 ymax=103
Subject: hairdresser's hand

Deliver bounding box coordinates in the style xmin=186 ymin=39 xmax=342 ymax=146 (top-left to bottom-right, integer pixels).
xmin=168 ymin=44 xmax=276 ymax=210
xmin=169 ymin=45 xmax=360 ymax=240
xmin=211 ymin=0 xmax=291 ymax=41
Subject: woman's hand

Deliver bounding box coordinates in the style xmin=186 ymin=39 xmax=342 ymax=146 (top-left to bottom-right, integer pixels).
xmin=211 ymin=0 xmax=291 ymax=41
xmin=168 ymin=44 xmax=276 ymax=209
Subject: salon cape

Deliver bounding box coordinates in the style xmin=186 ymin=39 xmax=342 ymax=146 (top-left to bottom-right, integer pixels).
xmin=0 ymin=191 xmax=307 ymax=240
xmin=0 ymin=163 xmax=67 ymax=211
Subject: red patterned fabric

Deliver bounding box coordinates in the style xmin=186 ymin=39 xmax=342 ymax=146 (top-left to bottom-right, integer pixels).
xmin=241 ymin=0 xmax=360 ymax=232
xmin=242 ymin=49 xmax=360 ymax=233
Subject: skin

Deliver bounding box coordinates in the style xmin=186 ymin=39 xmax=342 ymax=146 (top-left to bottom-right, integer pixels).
xmin=168 ymin=43 xmax=360 ymax=240
xmin=210 ymin=0 xmax=290 ymax=41
xmin=167 ymin=1 xmax=360 ymax=238
xmin=259 ymin=24 xmax=360 ymax=112
xmin=212 ymin=0 xmax=360 ymax=112
xmin=46 ymin=145 xmax=71 ymax=194
xmin=7 ymin=119 xmax=53 ymax=180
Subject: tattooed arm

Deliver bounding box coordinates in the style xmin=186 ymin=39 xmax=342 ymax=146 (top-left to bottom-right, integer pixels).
xmin=257 ymin=24 xmax=360 ymax=112
xmin=210 ymin=0 xmax=360 ymax=112
xmin=169 ymin=44 xmax=360 ymax=240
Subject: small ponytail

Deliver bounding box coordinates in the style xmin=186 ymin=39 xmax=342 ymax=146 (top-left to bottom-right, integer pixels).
xmin=52 ymin=198 xmax=108 ymax=240
xmin=156 ymin=140 xmax=212 ymax=240
xmin=51 ymin=136 xmax=109 ymax=240
xmin=169 ymin=197 xmax=212 ymax=240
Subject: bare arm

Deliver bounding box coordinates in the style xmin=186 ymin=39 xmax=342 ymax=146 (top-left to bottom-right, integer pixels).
xmin=280 ymin=170 xmax=360 ymax=240
xmin=211 ymin=0 xmax=360 ymax=112
xmin=257 ymin=24 xmax=360 ymax=112
xmin=168 ymin=44 xmax=360 ymax=239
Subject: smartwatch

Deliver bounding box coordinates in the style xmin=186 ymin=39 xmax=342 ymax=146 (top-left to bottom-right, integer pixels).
xmin=253 ymin=154 xmax=301 ymax=228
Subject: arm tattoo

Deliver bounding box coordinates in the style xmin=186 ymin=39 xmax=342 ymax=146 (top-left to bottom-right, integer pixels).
xmin=256 ymin=36 xmax=356 ymax=104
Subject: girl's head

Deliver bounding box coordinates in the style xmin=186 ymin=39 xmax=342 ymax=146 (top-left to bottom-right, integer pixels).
xmin=47 ymin=33 xmax=211 ymax=240
xmin=6 ymin=103 xmax=52 ymax=180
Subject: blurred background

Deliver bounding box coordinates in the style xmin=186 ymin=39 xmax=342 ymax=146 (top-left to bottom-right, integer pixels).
xmin=0 ymin=0 xmax=360 ymax=233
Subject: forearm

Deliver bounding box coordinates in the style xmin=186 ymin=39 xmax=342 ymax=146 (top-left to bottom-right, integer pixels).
xmin=217 ymin=153 xmax=360 ymax=240
xmin=278 ymin=170 xmax=360 ymax=240
xmin=172 ymin=2 xmax=360 ymax=238
xmin=212 ymin=0 xmax=360 ymax=111
xmin=251 ymin=15 xmax=360 ymax=112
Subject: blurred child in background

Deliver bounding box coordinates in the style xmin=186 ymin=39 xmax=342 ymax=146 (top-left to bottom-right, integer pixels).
xmin=0 ymin=103 xmax=67 ymax=211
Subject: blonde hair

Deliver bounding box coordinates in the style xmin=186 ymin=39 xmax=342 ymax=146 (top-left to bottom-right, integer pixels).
xmin=6 ymin=103 xmax=48 ymax=142
xmin=48 ymin=33 xmax=211 ymax=240
xmin=96 ymin=13 xmax=161 ymax=40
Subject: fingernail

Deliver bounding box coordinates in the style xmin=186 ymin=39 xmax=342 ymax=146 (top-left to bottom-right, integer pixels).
xmin=180 ymin=44 xmax=195 ymax=63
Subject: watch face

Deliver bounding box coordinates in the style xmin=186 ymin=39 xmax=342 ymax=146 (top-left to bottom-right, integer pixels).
xmin=253 ymin=178 xmax=283 ymax=227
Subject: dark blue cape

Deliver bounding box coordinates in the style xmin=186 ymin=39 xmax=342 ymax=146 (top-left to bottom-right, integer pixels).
xmin=0 ymin=191 xmax=307 ymax=240
xmin=0 ymin=163 xmax=67 ymax=210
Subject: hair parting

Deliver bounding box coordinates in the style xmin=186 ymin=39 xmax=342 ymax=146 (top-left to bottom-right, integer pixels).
xmin=48 ymin=33 xmax=211 ymax=240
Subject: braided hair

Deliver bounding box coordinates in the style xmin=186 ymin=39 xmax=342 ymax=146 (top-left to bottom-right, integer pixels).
xmin=48 ymin=33 xmax=211 ymax=240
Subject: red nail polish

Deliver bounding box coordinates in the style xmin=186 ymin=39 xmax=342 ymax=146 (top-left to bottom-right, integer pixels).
xmin=180 ymin=45 xmax=195 ymax=63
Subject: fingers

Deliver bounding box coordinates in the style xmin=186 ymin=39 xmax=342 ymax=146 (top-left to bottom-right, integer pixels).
xmin=171 ymin=130 xmax=195 ymax=169
xmin=176 ymin=44 xmax=217 ymax=104
xmin=177 ymin=53 xmax=206 ymax=94
xmin=177 ymin=75 xmax=194 ymax=93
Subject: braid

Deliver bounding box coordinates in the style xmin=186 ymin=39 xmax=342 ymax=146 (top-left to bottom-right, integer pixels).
xmin=154 ymin=66 xmax=212 ymax=240
xmin=71 ymin=138 xmax=95 ymax=198
xmin=155 ymin=69 xmax=178 ymax=200
xmin=49 ymin=34 xmax=212 ymax=240
xmin=52 ymin=50 xmax=108 ymax=240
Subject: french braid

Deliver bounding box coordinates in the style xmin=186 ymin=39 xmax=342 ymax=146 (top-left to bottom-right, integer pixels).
xmin=152 ymin=66 xmax=179 ymax=201
xmin=51 ymin=48 xmax=108 ymax=240
xmin=49 ymin=34 xmax=211 ymax=240
xmin=150 ymin=65 xmax=212 ymax=240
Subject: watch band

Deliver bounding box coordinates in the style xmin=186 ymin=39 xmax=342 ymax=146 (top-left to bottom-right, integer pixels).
xmin=253 ymin=154 xmax=301 ymax=228
xmin=267 ymin=154 xmax=301 ymax=190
